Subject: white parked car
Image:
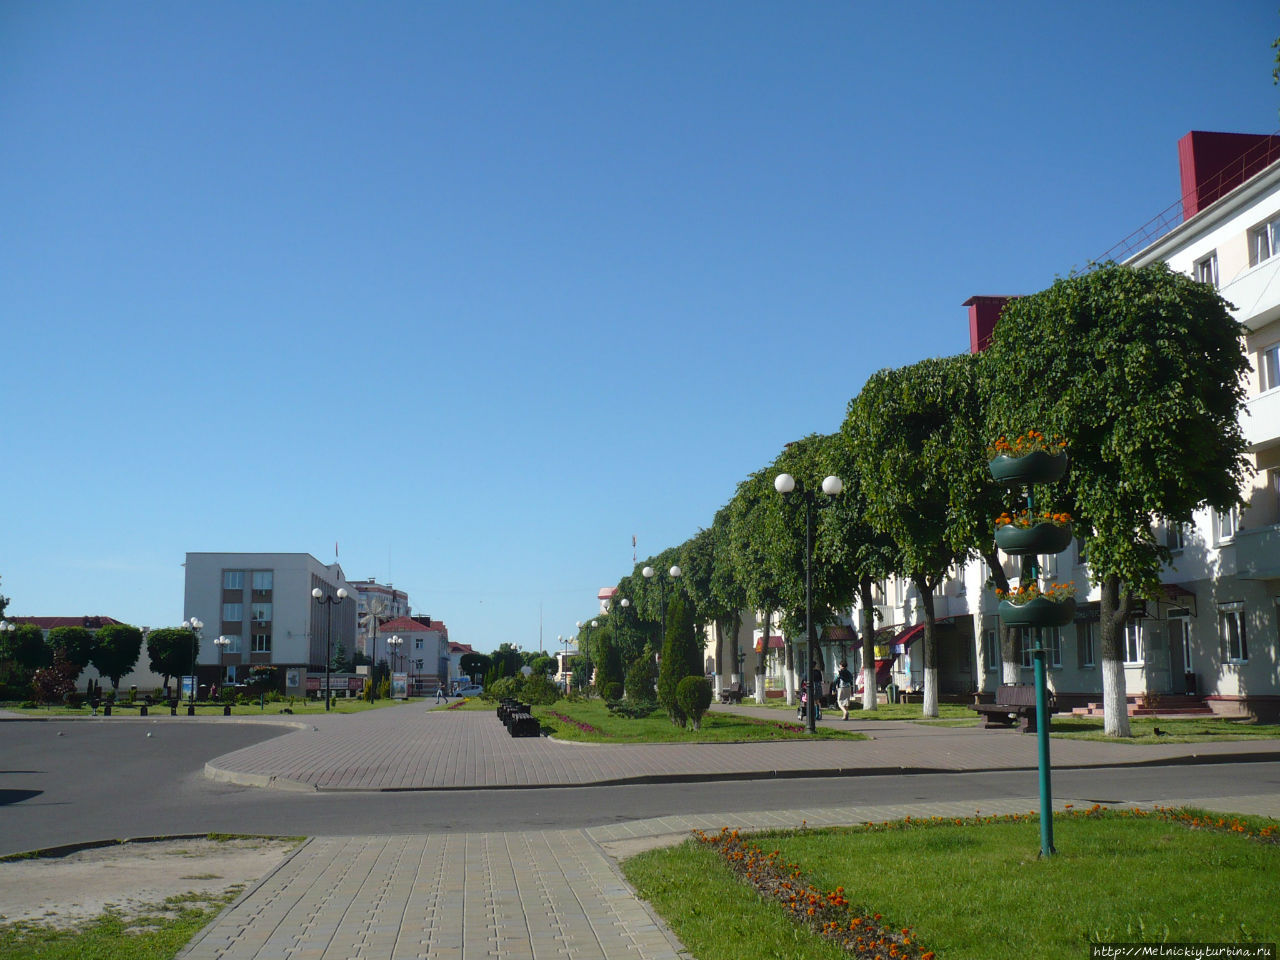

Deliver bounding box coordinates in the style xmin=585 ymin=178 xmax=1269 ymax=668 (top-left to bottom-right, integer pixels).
xmin=453 ymin=684 xmax=484 ymax=698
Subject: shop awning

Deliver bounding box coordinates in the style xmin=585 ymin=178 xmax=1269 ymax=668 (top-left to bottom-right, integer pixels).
xmin=822 ymin=625 xmax=857 ymax=641
xmin=753 ymin=635 xmax=786 ymax=653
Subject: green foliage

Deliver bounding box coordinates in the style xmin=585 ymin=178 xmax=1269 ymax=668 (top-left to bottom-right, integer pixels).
xmin=529 ymin=654 xmax=555 ymax=675
xmin=982 ymin=262 xmax=1250 ymax=599
xmin=377 ymin=677 xmax=390 ymax=699
xmin=332 ymin=641 xmax=350 ymax=673
xmin=489 ymin=642 xmax=524 ymax=678
xmin=459 ymin=651 xmax=491 ymax=681
xmin=88 ymin=624 xmax=143 ymax=690
xmin=1 ymin=623 xmax=50 ymax=672
xmin=605 ymin=696 xmax=661 ymax=719
xmin=676 ymin=675 xmax=712 ymax=730
xmin=486 ymin=675 xmax=518 ymax=700
xmin=519 ymin=671 xmax=561 ymax=705
xmin=599 ymin=680 xmax=623 ymax=702
xmin=657 ymin=595 xmax=700 ymax=726
xmin=47 ymin=625 xmax=96 ymax=671
xmin=594 ymin=627 xmax=625 ymax=691
xmin=144 ymin=627 xmax=196 ymax=687
xmin=624 ymin=653 xmax=656 ymax=703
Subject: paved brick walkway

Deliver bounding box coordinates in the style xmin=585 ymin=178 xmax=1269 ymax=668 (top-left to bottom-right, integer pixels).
xmin=203 ymin=702 xmax=1280 ymax=791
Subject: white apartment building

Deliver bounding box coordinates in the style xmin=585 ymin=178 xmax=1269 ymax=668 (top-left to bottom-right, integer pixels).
xmin=183 ymin=552 xmax=357 ymax=698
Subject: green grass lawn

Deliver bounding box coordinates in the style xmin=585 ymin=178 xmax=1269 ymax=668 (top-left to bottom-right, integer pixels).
xmin=0 ymin=697 xmax=416 ymax=718
xmin=529 ymin=699 xmax=866 ymax=743
xmin=742 ymin=699 xmax=978 ymax=722
xmin=0 ymin=889 xmax=240 ymax=960
xmin=1050 ymin=716 xmax=1280 ymax=744
xmin=623 ymin=809 xmax=1280 ymax=960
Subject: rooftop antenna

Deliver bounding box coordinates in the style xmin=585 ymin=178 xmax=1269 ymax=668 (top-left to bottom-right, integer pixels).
xmin=539 ymin=602 xmax=543 ymax=653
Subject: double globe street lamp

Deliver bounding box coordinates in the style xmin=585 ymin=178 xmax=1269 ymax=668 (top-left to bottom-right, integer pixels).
xmin=311 ymin=587 xmax=348 ymax=711
xmin=182 ymin=617 xmax=204 ymax=709
xmin=641 ymin=565 xmax=681 ymax=645
xmin=774 ymin=472 xmax=844 ymax=733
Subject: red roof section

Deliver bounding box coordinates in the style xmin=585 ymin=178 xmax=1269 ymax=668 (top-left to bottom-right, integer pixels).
xmin=598 ymin=586 xmax=619 ymax=600
xmin=448 ymin=642 xmax=474 ymax=654
xmin=381 ymin=616 xmax=448 ymax=636
xmin=8 ymin=616 xmax=123 ymax=630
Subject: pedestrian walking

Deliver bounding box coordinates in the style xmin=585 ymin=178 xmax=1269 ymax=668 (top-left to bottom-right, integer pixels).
xmin=435 ymin=684 xmax=449 ymax=704
xmin=835 ymin=661 xmax=854 ymax=720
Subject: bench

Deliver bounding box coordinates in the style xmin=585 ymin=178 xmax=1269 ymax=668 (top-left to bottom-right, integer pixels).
xmin=497 ymin=699 xmax=541 ymax=738
xmin=972 ymin=684 xmax=1053 ymax=733
xmin=719 ymin=681 xmax=744 ymax=704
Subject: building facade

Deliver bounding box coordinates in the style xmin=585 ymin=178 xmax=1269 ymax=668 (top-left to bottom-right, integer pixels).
xmin=183 ymin=552 xmax=357 ymax=698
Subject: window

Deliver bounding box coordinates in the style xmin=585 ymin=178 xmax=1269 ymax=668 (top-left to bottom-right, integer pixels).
xmin=1215 ymin=507 xmax=1239 ymax=542
xmin=1194 ymin=251 xmax=1219 ymax=288
xmin=1077 ymin=621 xmax=1096 ymax=668
xmin=1075 ymin=536 xmax=1088 ymax=565
xmin=223 ymin=570 xmax=244 ymax=590
xmin=414 ymin=637 xmax=423 ymax=649
xmin=222 ymin=602 xmax=243 ymax=622
xmin=1249 ymin=215 xmax=1280 ymax=266
xmin=251 ymin=633 xmax=270 ymax=653
xmin=251 ymin=602 xmax=272 ymax=623
xmin=252 ymin=571 xmax=273 ymax=591
xmin=1124 ymin=621 xmax=1144 ymax=664
xmin=1020 ymin=630 xmax=1033 ymax=669
xmin=1168 ymin=615 xmax=1190 ymax=672
xmin=1219 ymin=603 xmax=1247 ymax=663
xmin=1017 ymin=628 xmax=1061 ymax=667
xmin=220 ymin=634 xmax=242 ymax=654
xmin=1262 ymin=343 xmax=1280 ymax=392
xmin=1165 ymin=523 xmax=1187 ymax=552
xmin=983 ymin=628 xmax=999 ymax=673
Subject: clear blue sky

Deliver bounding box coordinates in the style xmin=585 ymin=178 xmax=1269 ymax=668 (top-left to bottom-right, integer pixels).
xmin=3 ymin=2 xmax=1277 ymax=654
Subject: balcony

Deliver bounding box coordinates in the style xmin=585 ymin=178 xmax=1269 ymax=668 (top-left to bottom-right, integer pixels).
xmin=1220 ymin=257 xmax=1280 ymax=332
xmin=1234 ymin=523 xmax=1280 ymax=580
xmin=1242 ymin=388 xmax=1280 ymax=452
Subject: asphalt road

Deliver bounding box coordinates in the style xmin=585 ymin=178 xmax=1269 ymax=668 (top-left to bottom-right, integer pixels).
xmin=3 ymin=719 xmax=1278 ymax=856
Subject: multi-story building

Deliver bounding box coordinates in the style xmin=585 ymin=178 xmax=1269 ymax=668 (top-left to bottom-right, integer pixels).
xmin=379 ymin=615 xmax=450 ymax=695
xmin=183 ymin=552 xmax=357 ymax=697
xmin=700 ymin=130 xmax=1280 ymax=720
xmin=350 ymin=579 xmax=411 ymax=659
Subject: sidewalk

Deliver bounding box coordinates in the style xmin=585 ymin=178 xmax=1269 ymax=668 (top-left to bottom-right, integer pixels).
xmin=202 ymin=701 xmax=1280 ymax=791
xmin=179 ymin=790 xmax=1280 ymax=960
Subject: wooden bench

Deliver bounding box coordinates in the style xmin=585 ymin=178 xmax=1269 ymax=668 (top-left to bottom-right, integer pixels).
xmin=972 ymin=684 xmax=1053 ymax=733
xmin=719 ymin=681 xmax=744 ymax=704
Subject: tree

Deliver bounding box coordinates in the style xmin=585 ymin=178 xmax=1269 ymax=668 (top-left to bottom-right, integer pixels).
xmin=490 ymin=643 xmax=524 ymax=678
xmin=845 ymin=354 xmax=990 ymax=718
xmin=657 ymin=594 xmax=700 ymax=726
xmin=460 ymin=652 xmax=491 ymax=682
xmin=145 ymin=627 xmax=196 ymax=692
xmin=676 ymin=676 xmax=713 ymax=731
xmin=624 ymin=653 xmax=656 ymax=705
xmin=332 ymin=641 xmax=350 ymax=674
xmin=530 ymin=654 xmax=556 ymax=676
xmin=89 ymin=623 xmax=144 ymax=691
xmin=706 ymin=507 xmax=748 ymax=693
xmin=983 ymin=262 xmax=1250 ymax=737
xmin=1 ymin=622 xmax=51 ymax=673
xmin=31 ymin=648 xmax=79 ymax=704
xmin=592 ymin=623 xmax=625 ymax=692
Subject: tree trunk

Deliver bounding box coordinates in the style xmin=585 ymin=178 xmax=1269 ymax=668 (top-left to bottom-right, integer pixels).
xmin=858 ymin=577 xmax=877 ymax=711
xmin=712 ymin=620 xmax=723 ymax=697
xmin=983 ymin=548 xmax=1021 ymax=684
xmin=784 ymin=639 xmax=795 ymax=705
xmin=916 ymin=578 xmax=939 ymax=718
xmin=1100 ymin=575 xmax=1133 ymax=738
xmin=755 ymin=612 xmax=768 ymax=704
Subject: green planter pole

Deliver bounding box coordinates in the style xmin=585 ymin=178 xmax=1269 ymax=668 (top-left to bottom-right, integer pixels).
xmin=1027 ymin=485 xmax=1055 ymax=858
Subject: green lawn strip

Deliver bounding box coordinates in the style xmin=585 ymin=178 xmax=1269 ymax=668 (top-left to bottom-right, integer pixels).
xmin=1050 ymin=716 xmax=1280 ymax=743
xmin=529 ymin=699 xmax=866 ymax=743
xmin=741 ymin=700 xmax=977 ymax=722
xmin=0 ymin=889 xmax=240 ymax=960
xmin=1 ymin=698 xmax=415 ymax=718
xmin=627 ymin=809 xmax=1280 ymax=960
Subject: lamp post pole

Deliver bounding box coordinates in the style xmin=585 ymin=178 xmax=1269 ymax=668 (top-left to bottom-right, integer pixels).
xmin=213 ymin=635 xmax=231 ymax=694
xmin=182 ymin=617 xmax=204 ymax=708
xmin=311 ymin=587 xmax=349 ymax=711
xmin=641 ymin=565 xmax=681 ymax=647
xmin=775 ymin=472 xmax=844 ymax=734
xmin=387 ymin=635 xmax=402 ymax=679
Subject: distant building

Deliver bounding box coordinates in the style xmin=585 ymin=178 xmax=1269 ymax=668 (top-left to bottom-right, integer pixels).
xmin=183 ymin=552 xmax=357 ymax=697
xmin=350 ymin=579 xmax=411 ymax=659
xmin=380 ymin=615 xmax=451 ymax=695
xmin=5 ymin=616 xmax=165 ymax=693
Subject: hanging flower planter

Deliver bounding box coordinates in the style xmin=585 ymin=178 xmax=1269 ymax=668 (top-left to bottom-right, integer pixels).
xmin=987 ymin=431 xmax=1068 ymax=485
xmin=993 ymin=509 xmax=1074 ymax=555
xmin=999 ymin=596 xmax=1077 ymax=627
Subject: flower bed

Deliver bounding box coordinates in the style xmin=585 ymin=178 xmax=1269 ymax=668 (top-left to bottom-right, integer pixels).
xmin=694 ymin=827 xmax=934 ymax=959
xmin=545 ymin=710 xmax=608 ymax=736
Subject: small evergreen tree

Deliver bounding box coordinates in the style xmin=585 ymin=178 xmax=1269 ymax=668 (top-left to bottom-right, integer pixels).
xmin=624 ymin=654 xmax=656 ymax=704
xmin=657 ymin=596 xmax=699 ymax=727
xmin=676 ymin=676 xmax=713 ymax=731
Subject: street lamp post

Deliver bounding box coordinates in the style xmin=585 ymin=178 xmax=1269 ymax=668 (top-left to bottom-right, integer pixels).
xmin=213 ymin=636 xmax=231 ymax=693
xmin=311 ymin=587 xmax=349 ymax=711
xmin=775 ymin=472 xmax=844 ymax=733
xmin=641 ymin=565 xmax=681 ymax=646
xmin=182 ymin=617 xmax=204 ymax=710
xmin=386 ymin=635 xmax=402 ymax=678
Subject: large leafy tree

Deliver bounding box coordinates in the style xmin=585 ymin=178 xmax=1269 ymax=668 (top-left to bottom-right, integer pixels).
xmin=145 ymin=627 xmax=197 ymax=692
xmin=845 ymin=354 xmax=990 ymax=718
xmin=459 ymin=652 xmax=491 ymax=682
xmin=706 ymin=507 xmax=748 ymax=691
xmin=48 ymin=625 xmax=97 ymax=674
xmin=982 ymin=262 xmax=1250 ymax=737
xmin=1 ymin=622 xmax=51 ymax=672
xmin=89 ymin=623 xmax=144 ymax=691
xmin=727 ymin=467 xmax=789 ymax=703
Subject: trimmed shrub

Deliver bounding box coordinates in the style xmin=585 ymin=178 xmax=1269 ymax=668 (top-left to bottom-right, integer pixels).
xmin=657 ymin=595 xmax=699 ymax=727
xmin=676 ymin=676 xmax=713 ymax=731
xmin=487 ymin=676 xmax=518 ymax=700
xmin=624 ymin=654 xmax=655 ymax=704
xmin=520 ymin=672 xmax=561 ymax=705
xmin=600 ymin=681 xmax=623 ymax=703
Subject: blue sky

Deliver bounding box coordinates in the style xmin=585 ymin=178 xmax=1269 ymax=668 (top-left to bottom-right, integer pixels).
xmin=3 ymin=1 xmax=1278 ymax=653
